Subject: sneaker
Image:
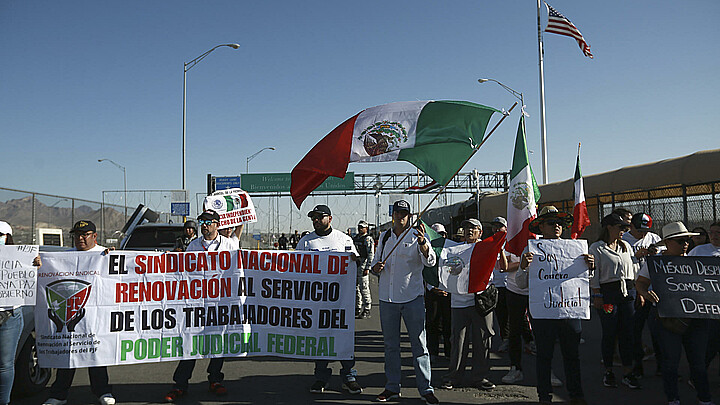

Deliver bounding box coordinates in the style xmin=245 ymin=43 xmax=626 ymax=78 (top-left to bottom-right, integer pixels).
xmin=361 ymin=309 xmax=371 ymax=319
xmin=342 ymin=380 xmax=363 ymax=394
xmin=478 ymin=378 xmax=496 ymax=390
xmin=440 ymin=380 xmax=453 ymax=389
xmin=603 ymin=371 xmax=617 ymax=388
xmin=502 ymin=366 xmax=524 ymax=384
xmin=208 ymin=382 xmax=227 ymax=396
xmin=375 ymin=389 xmax=401 ymax=402
xmin=42 ymin=399 xmax=68 ymax=405
xmin=98 ymin=394 xmax=116 ymax=405
xmin=310 ymin=380 xmax=328 ymax=393
xmin=164 ymin=389 xmax=186 ymax=403
xmin=498 ymin=339 xmax=509 ymax=353
xmin=422 ymin=392 xmax=440 ymax=404
xmin=622 ymin=373 xmax=641 ymax=389
xmin=524 ymin=341 xmax=537 ymax=355
xmin=550 ymin=371 xmax=563 ymax=387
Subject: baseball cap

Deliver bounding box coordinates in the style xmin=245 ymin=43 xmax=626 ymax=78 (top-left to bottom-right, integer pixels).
xmin=392 ymin=200 xmax=411 ymax=213
xmin=431 ymin=223 xmax=446 ymax=234
xmin=601 ymin=213 xmax=630 ymax=228
xmin=631 ymin=213 xmax=653 ymax=231
xmin=70 ymin=220 xmax=96 ymax=233
xmin=197 ymin=210 xmax=220 ymax=222
xmin=307 ymin=204 xmax=331 ymax=217
xmin=358 ymin=220 xmax=369 ymax=228
xmin=491 ymin=216 xmax=507 ymax=227
xmin=0 ymin=221 xmax=12 ymax=235
xmin=461 ymin=218 xmax=482 ymax=229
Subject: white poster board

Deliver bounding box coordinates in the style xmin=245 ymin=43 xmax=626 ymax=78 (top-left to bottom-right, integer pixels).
xmin=0 ymin=245 xmax=39 ymax=306
xmin=528 ymin=239 xmax=590 ymax=319
xmin=203 ymin=188 xmax=258 ymax=229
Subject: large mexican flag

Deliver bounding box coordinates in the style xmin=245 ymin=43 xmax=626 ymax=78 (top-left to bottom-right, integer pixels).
xmin=291 ymin=100 xmax=499 ymax=207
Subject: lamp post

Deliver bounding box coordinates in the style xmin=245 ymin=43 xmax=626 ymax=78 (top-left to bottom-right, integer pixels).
xmin=246 ymin=147 xmax=275 ymax=173
xmin=478 ymin=78 xmax=547 ymax=183
xmin=98 ymin=159 xmax=127 ymax=221
xmin=182 ymin=43 xmax=240 ymax=195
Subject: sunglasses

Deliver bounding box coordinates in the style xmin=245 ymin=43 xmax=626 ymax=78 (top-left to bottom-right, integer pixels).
xmin=310 ymin=214 xmax=328 ymax=221
xmin=198 ymin=220 xmax=219 ymax=226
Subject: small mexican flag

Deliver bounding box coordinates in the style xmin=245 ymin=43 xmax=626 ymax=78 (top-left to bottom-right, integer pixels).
xmin=571 ymin=146 xmax=590 ymax=239
xmin=506 ymin=115 xmax=540 ymax=256
xmin=291 ymin=100 xmax=499 ymax=207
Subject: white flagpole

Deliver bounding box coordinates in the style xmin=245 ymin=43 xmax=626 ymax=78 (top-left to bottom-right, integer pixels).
xmin=537 ymin=0 xmax=549 ymax=184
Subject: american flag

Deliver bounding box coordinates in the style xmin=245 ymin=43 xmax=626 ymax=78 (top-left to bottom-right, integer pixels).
xmin=545 ymin=2 xmax=593 ymax=59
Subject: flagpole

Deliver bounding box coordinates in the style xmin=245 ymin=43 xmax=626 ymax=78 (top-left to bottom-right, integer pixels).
xmin=537 ymin=0 xmax=549 ymax=184
xmin=379 ymin=102 xmax=518 ymax=263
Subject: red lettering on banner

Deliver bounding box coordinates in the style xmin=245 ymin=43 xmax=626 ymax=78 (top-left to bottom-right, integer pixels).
xmin=135 ymin=255 xmax=146 ymax=274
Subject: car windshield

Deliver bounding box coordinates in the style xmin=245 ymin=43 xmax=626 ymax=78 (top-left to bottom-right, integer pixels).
xmin=124 ymin=227 xmax=184 ymax=249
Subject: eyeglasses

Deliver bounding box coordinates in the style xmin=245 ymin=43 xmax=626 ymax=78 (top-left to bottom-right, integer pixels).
xmin=198 ymin=220 xmax=218 ymax=226
xmin=73 ymin=231 xmax=95 ymax=239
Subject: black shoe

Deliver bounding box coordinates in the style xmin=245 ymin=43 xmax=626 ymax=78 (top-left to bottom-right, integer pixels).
xmin=478 ymin=378 xmax=496 ymax=390
xmin=375 ymin=389 xmax=401 ymax=402
xmin=361 ymin=309 xmax=371 ymax=318
xmin=422 ymin=392 xmax=440 ymax=404
xmin=622 ymin=373 xmax=641 ymax=389
xmin=603 ymin=371 xmax=617 ymax=388
xmin=440 ymin=380 xmax=453 ymax=389
xmin=342 ymin=380 xmax=362 ymax=394
xmin=309 ymin=380 xmax=328 ymax=393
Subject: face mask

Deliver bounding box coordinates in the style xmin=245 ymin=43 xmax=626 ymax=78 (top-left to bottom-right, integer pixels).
xmin=0 ymin=235 xmax=6 ymax=245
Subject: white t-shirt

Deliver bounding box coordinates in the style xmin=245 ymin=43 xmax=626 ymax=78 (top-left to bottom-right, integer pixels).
xmin=296 ymin=229 xmax=358 ymax=255
xmin=504 ymin=251 xmax=526 ymax=295
xmin=187 ymin=235 xmax=236 ymax=252
xmin=622 ymin=232 xmax=662 ymax=255
xmin=689 ymin=243 xmax=720 ymax=257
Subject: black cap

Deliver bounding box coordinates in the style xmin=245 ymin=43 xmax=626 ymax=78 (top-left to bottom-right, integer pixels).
xmin=184 ymin=220 xmax=197 ymax=229
xmin=601 ymin=213 xmax=629 ymax=228
xmin=307 ymin=204 xmax=331 ymax=217
xmin=631 ymin=213 xmax=653 ymax=231
xmin=197 ymin=210 xmax=220 ymax=222
xmin=392 ymin=200 xmax=411 ymax=214
xmin=70 ymin=220 xmax=96 ymax=233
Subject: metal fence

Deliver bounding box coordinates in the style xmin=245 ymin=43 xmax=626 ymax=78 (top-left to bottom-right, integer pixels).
xmin=0 ymin=187 xmax=126 ymax=247
xmin=543 ymin=181 xmax=720 ymax=237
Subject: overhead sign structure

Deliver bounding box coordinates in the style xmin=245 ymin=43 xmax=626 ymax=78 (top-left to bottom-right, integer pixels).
xmin=170 ymin=202 xmax=190 ymax=216
xmin=241 ymin=173 xmax=354 ymax=193
xmin=215 ymin=176 xmax=243 ymax=191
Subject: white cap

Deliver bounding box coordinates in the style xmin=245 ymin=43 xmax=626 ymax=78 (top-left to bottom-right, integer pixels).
xmin=0 ymin=221 xmax=12 ymax=235
xmin=431 ymin=223 xmax=446 ymax=233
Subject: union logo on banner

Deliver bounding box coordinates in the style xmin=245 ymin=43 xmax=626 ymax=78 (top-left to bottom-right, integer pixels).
xmin=45 ymin=279 xmax=92 ymax=333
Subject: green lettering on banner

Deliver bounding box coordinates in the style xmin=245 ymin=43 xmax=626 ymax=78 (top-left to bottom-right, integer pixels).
xmin=120 ymin=337 xmax=183 ymax=361
xmin=266 ymin=333 xmax=336 ymax=357
xmin=240 ymin=173 xmax=354 ymax=193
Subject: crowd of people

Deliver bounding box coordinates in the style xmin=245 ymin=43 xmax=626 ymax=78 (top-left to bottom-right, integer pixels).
xmin=0 ymin=201 xmax=718 ymax=405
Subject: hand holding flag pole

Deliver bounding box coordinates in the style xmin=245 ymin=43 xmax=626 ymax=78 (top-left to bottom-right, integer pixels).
xmin=377 ymin=102 xmax=518 ymax=265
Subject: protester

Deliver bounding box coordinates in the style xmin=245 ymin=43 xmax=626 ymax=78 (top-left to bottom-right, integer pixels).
xmin=164 ymin=210 xmax=237 ymax=402
xmin=0 ymin=221 xmax=40 ymax=405
xmin=43 ymin=220 xmax=115 ymax=405
xmin=295 ymin=204 xmax=363 ymax=395
xmin=516 ymin=206 xmax=592 ymax=405
xmin=489 ymin=217 xmax=516 ymax=352
xmin=689 ymin=222 xmax=720 ymax=257
xmin=278 ymin=233 xmax=288 ymax=250
xmin=636 ymin=221 xmax=713 ymax=405
xmin=371 ymin=200 xmax=438 ymax=404
xmin=353 ymin=220 xmax=374 ymax=319
xmin=173 ymin=220 xmax=197 ymax=252
xmin=441 ymin=219 xmax=496 ymax=391
xmin=589 ymin=213 xmax=641 ymax=389
xmin=688 ymin=226 xmax=709 ymax=252
xmin=218 ymin=224 xmax=243 ymax=250
xmin=623 ymin=213 xmax=661 ymax=259
xmin=425 ymin=223 xmax=452 ymax=361
xmin=289 ymin=230 xmax=300 ymax=249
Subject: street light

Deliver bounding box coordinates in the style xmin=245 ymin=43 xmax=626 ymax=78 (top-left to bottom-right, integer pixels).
xmin=182 ymin=43 xmax=240 ymax=195
xmin=246 ymin=147 xmax=275 ymax=173
xmin=478 ymin=78 xmax=547 ymax=184
xmin=98 ymin=159 xmax=127 ymax=221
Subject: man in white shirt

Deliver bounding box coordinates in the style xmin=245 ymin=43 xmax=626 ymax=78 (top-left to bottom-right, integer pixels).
xmin=44 ymin=221 xmax=115 ymax=405
xmin=218 ymin=224 xmax=243 ymax=250
xmin=623 ymin=213 xmax=662 ymax=259
xmin=164 ymin=210 xmax=235 ymax=402
xmin=371 ymin=200 xmax=439 ymax=404
xmin=296 ymin=205 xmax=364 ymax=395
xmin=689 ymin=222 xmax=720 ymax=257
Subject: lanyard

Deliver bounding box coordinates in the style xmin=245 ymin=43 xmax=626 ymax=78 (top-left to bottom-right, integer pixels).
xmin=201 ymin=236 xmax=220 ymax=251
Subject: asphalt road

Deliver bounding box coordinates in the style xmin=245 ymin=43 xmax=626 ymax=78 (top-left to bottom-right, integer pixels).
xmin=13 ymin=277 xmax=720 ymax=404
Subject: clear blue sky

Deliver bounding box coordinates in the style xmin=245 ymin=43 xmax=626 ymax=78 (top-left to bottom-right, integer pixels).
xmin=2 ymin=1 xmax=718 ymax=209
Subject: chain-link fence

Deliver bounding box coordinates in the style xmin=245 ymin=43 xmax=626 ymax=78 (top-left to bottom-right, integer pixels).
xmin=0 ymin=187 xmax=126 ymax=248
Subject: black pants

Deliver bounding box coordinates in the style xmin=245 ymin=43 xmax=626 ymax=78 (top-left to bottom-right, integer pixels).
xmin=495 ymin=287 xmax=510 ymax=340
xmin=506 ymin=289 xmax=533 ymax=369
xmin=173 ymin=358 xmax=225 ymax=390
xmin=533 ymin=319 xmax=584 ymax=402
xmin=425 ymin=291 xmax=452 ymax=357
xmin=50 ymin=367 xmax=111 ymax=400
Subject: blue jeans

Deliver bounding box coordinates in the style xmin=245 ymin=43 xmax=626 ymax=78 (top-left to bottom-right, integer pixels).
xmin=379 ymin=296 xmax=433 ymax=395
xmin=0 ymin=310 xmax=22 ymax=404
xmin=314 ymin=359 xmax=356 ymax=383
xmin=532 ymin=318 xmax=584 ymax=402
xmin=596 ymin=299 xmax=634 ymax=368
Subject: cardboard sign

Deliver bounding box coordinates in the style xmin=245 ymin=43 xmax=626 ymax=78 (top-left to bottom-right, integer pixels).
xmin=203 ymin=188 xmax=257 ymax=229
xmin=0 ymin=245 xmax=39 ymax=306
xmin=35 ymin=249 xmax=355 ymax=368
xmin=647 ymin=256 xmax=720 ymax=319
xmin=528 ymin=239 xmax=590 ymax=320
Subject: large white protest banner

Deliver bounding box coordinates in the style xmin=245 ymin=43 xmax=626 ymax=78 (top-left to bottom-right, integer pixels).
xmin=0 ymin=245 xmax=39 ymax=306
xmin=203 ymin=188 xmax=257 ymax=229
xmin=35 ymin=249 xmax=354 ymax=368
xmin=528 ymin=239 xmax=590 ymax=319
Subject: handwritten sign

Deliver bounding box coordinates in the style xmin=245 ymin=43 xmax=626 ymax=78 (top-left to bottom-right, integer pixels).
xmin=203 ymin=188 xmax=258 ymax=229
xmin=0 ymin=245 xmax=39 ymax=306
xmin=528 ymin=239 xmax=590 ymax=320
xmin=647 ymin=256 xmax=720 ymax=319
